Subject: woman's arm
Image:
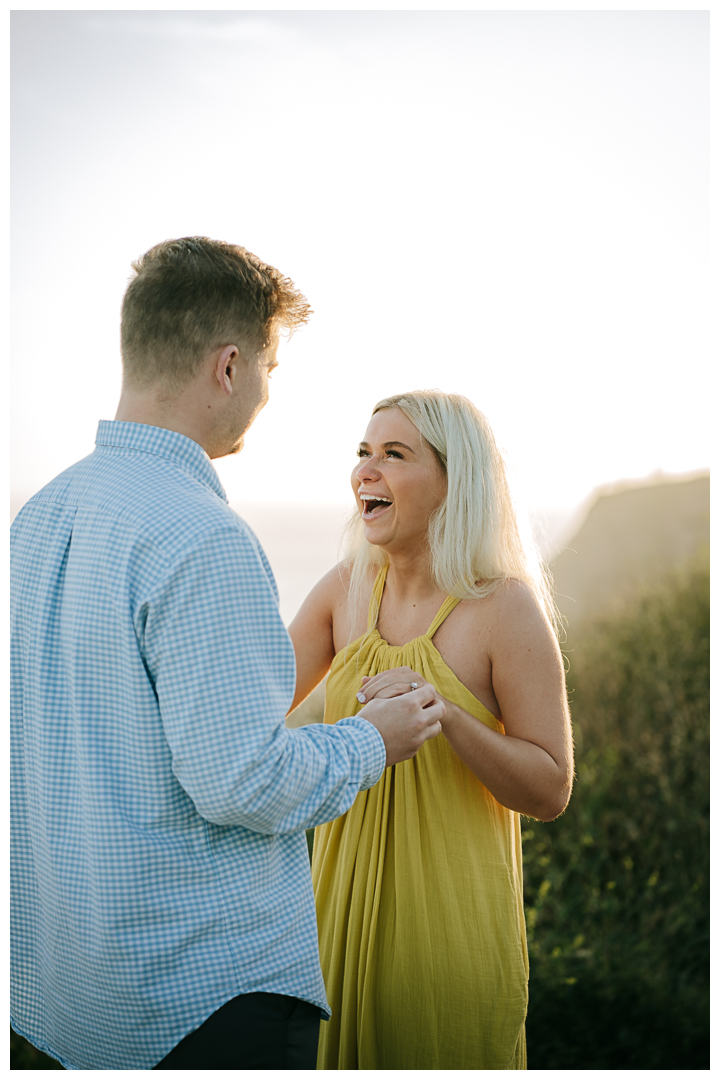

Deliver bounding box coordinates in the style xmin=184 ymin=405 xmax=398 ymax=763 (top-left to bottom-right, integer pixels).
xmin=359 ymin=582 xmax=574 ymax=821
xmin=472 ymin=580 xmax=573 ymax=819
xmin=286 ymin=565 xmax=343 ymax=713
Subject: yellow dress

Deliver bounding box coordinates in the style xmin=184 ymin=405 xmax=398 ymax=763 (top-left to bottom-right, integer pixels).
xmin=312 ymin=566 xmax=529 ymax=1070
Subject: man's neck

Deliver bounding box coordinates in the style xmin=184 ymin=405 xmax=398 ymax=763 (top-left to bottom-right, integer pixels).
xmin=114 ymin=385 xmax=214 ymax=456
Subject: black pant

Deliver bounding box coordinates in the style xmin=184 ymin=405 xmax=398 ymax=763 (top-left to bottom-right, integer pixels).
xmin=153 ymin=992 xmax=322 ymax=1070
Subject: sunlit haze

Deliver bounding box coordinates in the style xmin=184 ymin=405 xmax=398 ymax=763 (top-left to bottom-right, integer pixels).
xmin=11 ymin=11 xmax=709 ymax=528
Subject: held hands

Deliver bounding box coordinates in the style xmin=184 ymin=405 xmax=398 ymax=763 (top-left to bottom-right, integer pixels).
xmin=356 ymin=668 xmax=444 ymax=768
xmin=356 ymin=666 xmax=429 ymax=704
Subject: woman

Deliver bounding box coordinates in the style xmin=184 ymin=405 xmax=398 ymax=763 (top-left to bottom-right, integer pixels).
xmin=288 ymin=390 xmax=573 ymax=1070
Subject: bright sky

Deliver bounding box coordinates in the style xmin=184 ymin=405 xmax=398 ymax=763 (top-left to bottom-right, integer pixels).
xmin=11 ymin=10 xmax=709 ymax=519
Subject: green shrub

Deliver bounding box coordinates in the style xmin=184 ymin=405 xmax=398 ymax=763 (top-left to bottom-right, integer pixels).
xmin=523 ymin=554 xmax=709 ymax=1069
xmin=10 ymin=1028 xmax=64 ymax=1070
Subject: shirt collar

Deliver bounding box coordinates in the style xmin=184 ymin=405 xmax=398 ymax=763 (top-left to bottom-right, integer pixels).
xmin=95 ymin=420 xmax=228 ymax=503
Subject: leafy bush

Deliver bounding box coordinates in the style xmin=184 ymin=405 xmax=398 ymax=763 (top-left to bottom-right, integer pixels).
xmin=10 ymin=1029 xmax=64 ymax=1070
xmin=523 ymin=554 xmax=709 ymax=1069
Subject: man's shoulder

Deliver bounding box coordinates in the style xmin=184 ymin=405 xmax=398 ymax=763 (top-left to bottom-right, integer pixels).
xmin=14 ymin=449 xmax=257 ymax=564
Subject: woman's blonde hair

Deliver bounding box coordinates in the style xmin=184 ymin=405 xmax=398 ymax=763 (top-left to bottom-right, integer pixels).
xmin=343 ymin=389 xmax=560 ymax=638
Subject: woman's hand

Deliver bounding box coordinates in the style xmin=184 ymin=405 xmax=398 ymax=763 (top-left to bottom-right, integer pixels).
xmin=356 ymin=666 xmax=428 ymax=704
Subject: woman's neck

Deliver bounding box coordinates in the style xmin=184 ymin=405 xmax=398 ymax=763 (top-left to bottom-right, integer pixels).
xmin=383 ymin=551 xmax=443 ymax=605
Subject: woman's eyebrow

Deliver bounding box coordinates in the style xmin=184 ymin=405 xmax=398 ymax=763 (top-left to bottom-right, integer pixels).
xmin=358 ymin=440 xmax=417 ymax=453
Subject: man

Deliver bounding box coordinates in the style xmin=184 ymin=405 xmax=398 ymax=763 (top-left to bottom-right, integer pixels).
xmin=10 ymin=237 xmax=444 ymax=1070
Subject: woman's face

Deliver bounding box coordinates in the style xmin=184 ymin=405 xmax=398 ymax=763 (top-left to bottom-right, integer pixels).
xmin=351 ymin=407 xmax=447 ymax=555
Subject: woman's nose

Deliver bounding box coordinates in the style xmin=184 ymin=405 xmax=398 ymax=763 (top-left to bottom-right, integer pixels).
xmin=355 ymin=457 xmax=381 ymax=482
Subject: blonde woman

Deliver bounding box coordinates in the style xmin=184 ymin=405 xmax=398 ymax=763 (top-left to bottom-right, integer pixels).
xmin=288 ymin=391 xmax=573 ymax=1070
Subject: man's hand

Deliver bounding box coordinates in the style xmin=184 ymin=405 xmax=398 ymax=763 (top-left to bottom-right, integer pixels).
xmin=357 ymin=683 xmax=445 ymax=767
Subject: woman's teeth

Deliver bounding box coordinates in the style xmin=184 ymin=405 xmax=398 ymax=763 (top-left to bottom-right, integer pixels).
xmin=360 ymin=495 xmax=393 ymax=516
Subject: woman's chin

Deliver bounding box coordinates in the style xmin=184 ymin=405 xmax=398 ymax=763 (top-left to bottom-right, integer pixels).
xmin=362 ymin=523 xmax=392 ymax=548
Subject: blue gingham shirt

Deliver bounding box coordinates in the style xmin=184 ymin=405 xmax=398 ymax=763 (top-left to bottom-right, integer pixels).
xmin=10 ymin=420 xmax=385 ymax=1070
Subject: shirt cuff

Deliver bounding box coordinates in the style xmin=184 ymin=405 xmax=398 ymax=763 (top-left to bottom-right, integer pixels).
xmin=334 ymin=715 xmax=387 ymax=790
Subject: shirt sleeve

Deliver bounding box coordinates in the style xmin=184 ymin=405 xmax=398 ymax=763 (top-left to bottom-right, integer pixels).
xmin=142 ymin=525 xmax=386 ymax=832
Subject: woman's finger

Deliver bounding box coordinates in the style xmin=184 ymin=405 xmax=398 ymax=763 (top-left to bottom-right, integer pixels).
xmin=357 ymin=674 xmax=398 ymax=703
xmin=364 ymin=669 xmax=423 ymax=693
xmin=361 ymin=667 xmax=419 ymax=695
xmin=357 ymin=671 xmax=425 ymax=704
xmin=363 ymin=665 xmax=412 ymax=685
xmin=360 ymin=669 xmax=417 ymax=694
xmin=357 ymin=681 xmax=407 ymax=703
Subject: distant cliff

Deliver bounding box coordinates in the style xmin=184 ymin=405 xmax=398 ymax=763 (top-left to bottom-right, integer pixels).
xmin=550 ymin=473 xmax=709 ymax=630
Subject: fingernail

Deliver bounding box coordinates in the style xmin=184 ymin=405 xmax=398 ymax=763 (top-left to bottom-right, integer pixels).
xmin=356 ymin=692 xmax=366 ymax=704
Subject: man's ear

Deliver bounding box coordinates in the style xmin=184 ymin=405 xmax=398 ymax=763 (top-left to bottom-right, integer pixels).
xmin=214 ymin=345 xmax=240 ymax=395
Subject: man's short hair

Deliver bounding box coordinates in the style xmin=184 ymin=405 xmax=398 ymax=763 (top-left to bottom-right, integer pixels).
xmin=121 ymin=237 xmax=311 ymax=390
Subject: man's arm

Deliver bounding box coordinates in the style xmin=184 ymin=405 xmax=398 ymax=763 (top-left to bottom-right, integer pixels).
xmin=143 ymin=525 xmax=442 ymax=834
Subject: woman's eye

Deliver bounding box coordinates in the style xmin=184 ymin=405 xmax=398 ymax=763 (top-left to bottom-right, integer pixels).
xmin=356 ymin=448 xmax=402 ymax=459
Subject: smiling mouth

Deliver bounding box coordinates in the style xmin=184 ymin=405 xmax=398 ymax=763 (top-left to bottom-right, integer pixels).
xmin=360 ymin=495 xmax=393 ymax=517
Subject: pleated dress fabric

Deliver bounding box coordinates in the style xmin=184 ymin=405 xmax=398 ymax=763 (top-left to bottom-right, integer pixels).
xmin=312 ymin=566 xmax=529 ymax=1070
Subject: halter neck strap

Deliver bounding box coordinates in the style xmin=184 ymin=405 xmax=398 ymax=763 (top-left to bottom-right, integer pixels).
xmin=425 ymin=595 xmax=462 ymax=639
xmin=367 ymin=565 xmax=389 ymax=631
xmin=367 ymin=565 xmax=460 ymax=638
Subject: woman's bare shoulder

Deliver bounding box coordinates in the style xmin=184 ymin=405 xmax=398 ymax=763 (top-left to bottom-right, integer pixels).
xmin=484 ymin=579 xmax=559 ymax=656
xmin=492 ymin=577 xmax=545 ymax=613
xmin=297 ymin=559 xmax=378 ymax=614
xmin=455 ymin=579 xmax=552 ymax=637
xmin=297 ymin=560 xmax=353 ymax=615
